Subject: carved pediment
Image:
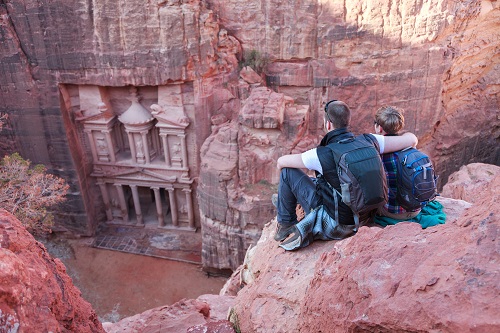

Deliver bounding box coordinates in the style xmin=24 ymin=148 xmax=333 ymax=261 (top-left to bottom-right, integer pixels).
xmin=92 ymin=167 xmax=178 ymax=183
xmin=150 ymin=103 xmax=190 ymax=130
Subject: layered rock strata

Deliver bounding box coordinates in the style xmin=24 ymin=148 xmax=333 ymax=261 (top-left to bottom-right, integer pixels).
xmin=198 ymin=86 xmax=312 ymax=270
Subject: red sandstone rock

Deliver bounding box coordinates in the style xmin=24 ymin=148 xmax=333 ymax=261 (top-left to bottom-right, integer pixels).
xmin=102 ymin=294 xmax=235 ymax=333
xmin=240 ymin=66 xmax=263 ymax=85
xmin=0 ymin=0 xmax=498 ymax=274
xmin=0 ymin=210 xmax=104 ymax=333
xmin=441 ymin=163 xmax=499 ymax=203
xmin=227 ymin=164 xmax=499 ymax=332
xmin=187 ymin=320 xmax=236 ymax=333
xmin=198 ymin=87 xmax=310 ymax=271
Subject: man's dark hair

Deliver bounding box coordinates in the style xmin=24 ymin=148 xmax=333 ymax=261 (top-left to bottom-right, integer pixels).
xmin=325 ymin=100 xmax=351 ymax=128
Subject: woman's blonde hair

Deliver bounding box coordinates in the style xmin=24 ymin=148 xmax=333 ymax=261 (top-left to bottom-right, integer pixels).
xmin=374 ymin=106 xmax=405 ymax=134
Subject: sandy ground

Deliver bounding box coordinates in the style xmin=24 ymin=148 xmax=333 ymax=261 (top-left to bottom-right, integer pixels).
xmin=45 ymin=237 xmax=228 ymax=323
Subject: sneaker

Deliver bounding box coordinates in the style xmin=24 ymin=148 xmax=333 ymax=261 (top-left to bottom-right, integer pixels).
xmin=271 ymin=193 xmax=278 ymax=207
xmin=279 ymin=226 xmax=302 ymax=251
xmin=274 ymin=223 xmax=294 ymax=242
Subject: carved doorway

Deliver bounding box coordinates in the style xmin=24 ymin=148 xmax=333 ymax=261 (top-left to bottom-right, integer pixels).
xmin=126 ymin=186 xmax=171 ymax=227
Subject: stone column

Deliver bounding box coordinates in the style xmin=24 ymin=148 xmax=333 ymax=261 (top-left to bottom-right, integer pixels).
xmin=126 ymin=131 xmax=137 ymax=163
xmin=115 ymin=125 xmax=125 ymax=152
xmin=114 ymin=184 xmax=129 ymax=223
xmin=167 ymin=187 xmax=178 ymax=226
xmin=103 ymin=130 xmax=116 ymax=162
xmin=152 ymin=187 xmax=165 ymax=227
xmin=130 ymin=185 xmax=143 ymax=225
xmin=183 ymin=188 xmax=195 ymax=229
xmin=152 ymin=128 xmax=160 ymax=156
xmin=84 ymin=130 xmax=98 ymax=162
xmin=179 ymin=134 xmax=188 ymax=169
xmin=141 ymin=131 xmax=151 ymax=164
xmin=97 ymin=181 xmax=113 ymax=221
xmin=160 ymin=134 xmax=171 ymax=167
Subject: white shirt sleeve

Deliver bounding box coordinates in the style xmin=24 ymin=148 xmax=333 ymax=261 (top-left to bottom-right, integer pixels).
xmin=301 ymin=148 xmax=323 ymax=174
xmin=370 ymin=134 xmax=385 ymax=154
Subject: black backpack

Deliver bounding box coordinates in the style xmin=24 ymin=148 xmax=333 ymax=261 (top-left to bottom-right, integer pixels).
xmin=326 ymin=134 xmax=388 ymax=229
xmin=392 ymin=147 xmax=438 ymax=211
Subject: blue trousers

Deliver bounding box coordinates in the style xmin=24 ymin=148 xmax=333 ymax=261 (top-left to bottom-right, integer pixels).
xmin=277 ymin=168 xmax=321 ymax=227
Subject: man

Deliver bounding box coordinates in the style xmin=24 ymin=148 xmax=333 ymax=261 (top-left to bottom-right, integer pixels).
xmin=274 ymin=100 xmax=418 ymax=250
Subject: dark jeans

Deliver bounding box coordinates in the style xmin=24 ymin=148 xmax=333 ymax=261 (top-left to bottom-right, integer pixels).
xmin=277 ymin=168 xmax=321 ymax=227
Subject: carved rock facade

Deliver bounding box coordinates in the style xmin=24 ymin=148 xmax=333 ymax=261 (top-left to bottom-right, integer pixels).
xmin=0 ymin=0 xmax=498 ymax=271
xmin=66 ymin=84 xmax=197 ymax=230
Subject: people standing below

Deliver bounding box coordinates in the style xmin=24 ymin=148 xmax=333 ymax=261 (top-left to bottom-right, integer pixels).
xmin=274 ymin=100 xmax=418 ymax=250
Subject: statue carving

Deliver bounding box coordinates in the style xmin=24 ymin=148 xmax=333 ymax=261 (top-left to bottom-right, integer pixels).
xmin=150 ymin=104 xmax=190 ymax=128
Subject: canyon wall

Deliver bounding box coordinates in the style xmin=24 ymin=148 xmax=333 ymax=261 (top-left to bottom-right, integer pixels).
xmin=206 ymin=0 xmax=499 ymax=180
xmin=0 ymin=0 xmax=232 ymax=234
xmin=0 ymin=0 xmax=498 ymax=270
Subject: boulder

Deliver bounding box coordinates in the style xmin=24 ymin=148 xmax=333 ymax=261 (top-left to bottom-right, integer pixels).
xmin=0 ymin=210 xmax=104 ymax=333
xmin=97 ymin=163 xmax=499 ymax=332
xmin=102 ymin=294 xmax=235 ymax=333
xmin=441 ymin=163 xmax=500 ymax=203
xmin=227 ymin=163 xmax=499 ymax=332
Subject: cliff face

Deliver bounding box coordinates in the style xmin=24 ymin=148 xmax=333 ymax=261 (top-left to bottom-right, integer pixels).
xmin=196 ymin=0 xmax=500 ymax=271
xmin=0 ymin=0 xmax=226 ymax=234
xmin=0 ymin=0 xmax=498 ymax=270
xmin=1 ymin=164 xmax=498 ymax=332
xmin=0 ymin=210 xmax=104 ymax=333
xmin=207 ymin=0 xmax=500 ymax=179
xmin=102 ymin=163 xmax=499 ymax=332
xmin=222 ymin=163 xmax=500 ymax=332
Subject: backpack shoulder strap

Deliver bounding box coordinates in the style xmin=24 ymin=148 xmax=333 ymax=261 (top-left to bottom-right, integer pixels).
xmin=360 ymin=133 xmax=380 ymax=152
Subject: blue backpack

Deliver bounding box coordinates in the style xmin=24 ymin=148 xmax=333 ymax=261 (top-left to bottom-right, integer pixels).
xmin=392 ymin=147 xmax=438 ymax=211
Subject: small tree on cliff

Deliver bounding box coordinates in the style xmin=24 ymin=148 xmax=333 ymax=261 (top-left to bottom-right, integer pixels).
xmin=0 ymin=153 xmax=69 ymax=236
xmin=239 ymin=49 xmax=269 ymax=74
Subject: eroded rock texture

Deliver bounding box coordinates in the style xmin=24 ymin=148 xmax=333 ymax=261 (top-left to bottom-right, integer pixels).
xmin=1 ymin=0 xmax=498 ymax=271
xmin=0 ymin=210 xmax=104 ymax=333
xmin=222 ymin=163 xmax=500 ymax=332
xmin=198 ymin=86 xmax=312 ymax=270
xmin=0 ymin=0 xmax=231 ymax=234
xmin=207 ymin=0 xmax=499 ymax=185
xmin=102 ymin=294 xmax=235 ymax=333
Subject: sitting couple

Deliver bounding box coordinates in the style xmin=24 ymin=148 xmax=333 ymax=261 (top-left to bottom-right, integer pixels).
xmin=273 ymin=100 xmax=431 ymax=250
